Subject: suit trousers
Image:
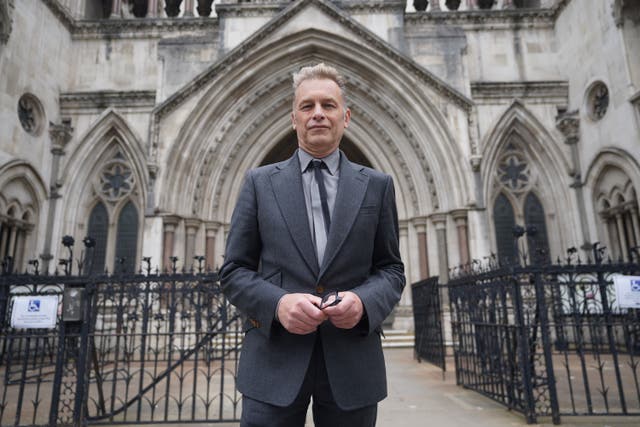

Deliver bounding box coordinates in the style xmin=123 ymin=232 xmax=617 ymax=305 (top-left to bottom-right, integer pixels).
xmin=240 ymin=334 xmax=378 ymax=427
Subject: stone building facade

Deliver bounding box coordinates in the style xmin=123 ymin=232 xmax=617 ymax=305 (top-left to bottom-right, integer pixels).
xmin=1 ymin=0 xmax=639 ymax=329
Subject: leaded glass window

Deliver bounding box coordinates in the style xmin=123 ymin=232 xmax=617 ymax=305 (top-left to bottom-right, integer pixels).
xmin=524 ymin=192 xmax=550 ymax=263
xmin=494 ymin=193 xmax=516 ymax=264
xmin=115 ymin=201 xmax=138 ymax=273
xmin=88 ymin=202 xmax=108 ymax=274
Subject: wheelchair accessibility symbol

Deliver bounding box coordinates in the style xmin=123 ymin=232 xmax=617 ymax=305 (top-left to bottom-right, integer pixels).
xmin=632 ymin=280 xmax=640 ymax=292
xmin=27 ymin=299 xmax=41 ymax=312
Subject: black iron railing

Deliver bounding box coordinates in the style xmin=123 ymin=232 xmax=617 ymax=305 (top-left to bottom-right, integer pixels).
xmin=1 ymin=246 xmax=242 ymax=426
xmin=447 ymin=257 xmax=640 ymax=424
xmin=411 ymin=276 xmax=446 ymax=371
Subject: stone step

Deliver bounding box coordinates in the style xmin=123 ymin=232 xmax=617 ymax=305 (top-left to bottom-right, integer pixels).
xmin=381 ymin=330 xmax=414 ymax=349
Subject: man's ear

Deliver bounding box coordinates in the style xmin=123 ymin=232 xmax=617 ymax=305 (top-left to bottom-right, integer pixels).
xmin=291 ymin=111 xmax=296 ymax=130
xmin=344 ymin=108 xmax=351 ymax=128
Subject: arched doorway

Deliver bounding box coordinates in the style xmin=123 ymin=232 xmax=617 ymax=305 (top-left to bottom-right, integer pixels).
xmin=260 ymin=130 xmax=373 ymax=167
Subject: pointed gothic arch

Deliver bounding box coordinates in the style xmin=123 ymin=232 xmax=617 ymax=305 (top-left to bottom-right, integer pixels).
xmin=0 ymin=160 xmax=48 ymax=272
xmin=62 ymin=110 xmax=146 ymax=272
xmin=156 ymin=29 xmax=473 ymax=224
xmin=482 ymin=100 xmax=578 ymax=261
xmin=585 ymin=149 xmax=640 ymax=261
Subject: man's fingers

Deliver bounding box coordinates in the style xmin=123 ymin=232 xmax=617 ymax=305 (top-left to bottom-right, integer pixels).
xmin=278 ymin=293 xmax=327 ymax=334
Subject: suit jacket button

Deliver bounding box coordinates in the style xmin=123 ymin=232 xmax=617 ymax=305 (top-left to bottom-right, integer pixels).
xmin=316 ymin=285 xmax=324 ymax=294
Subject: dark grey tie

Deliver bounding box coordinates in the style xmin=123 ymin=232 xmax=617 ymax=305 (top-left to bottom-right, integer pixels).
xmin=311 ymin=160 xmax=331 ymax=234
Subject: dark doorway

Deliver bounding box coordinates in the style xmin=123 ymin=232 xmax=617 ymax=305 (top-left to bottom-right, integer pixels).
xmin=260 ymin=131 xmax=373 ymax=168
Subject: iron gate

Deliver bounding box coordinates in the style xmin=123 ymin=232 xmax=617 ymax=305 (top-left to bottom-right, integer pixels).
xmin=0 ymin=268 xmax=242 ymax=426
xmin=448 ymin=259 xmax=640 ymax=424
xmin=411 ymin=276 xmax=446 ymax=371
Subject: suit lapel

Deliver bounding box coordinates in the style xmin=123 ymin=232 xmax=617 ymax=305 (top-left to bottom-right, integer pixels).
xmin=269 ymin=154 xmax=319 ymax=276
xmin=319 ymin=154 xmax=369 ymax=277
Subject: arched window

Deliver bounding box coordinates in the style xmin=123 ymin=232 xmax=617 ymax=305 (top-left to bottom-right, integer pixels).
xmin=115 ymin=201 xmax=138 ymax=273
xmin=84 ymin=148 xmax=141 ymax=273
xmin=0 ymin=174 xmax=40 ymax=273
xmin=594 ymin=166 xmax=640 ymax=261
xmin=87 ymin=202 xmax=108 ymax=274
xmin=491 ymin=140 xmax=552 ymax=264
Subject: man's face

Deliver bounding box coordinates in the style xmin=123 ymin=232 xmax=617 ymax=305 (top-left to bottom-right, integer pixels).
xmin=291 ymin=78 xmax=351 ymax=158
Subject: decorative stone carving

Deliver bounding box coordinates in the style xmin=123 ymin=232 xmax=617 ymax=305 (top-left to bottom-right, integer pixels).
xmin=94 ymin=152 xmax=136 ymax=202
xmin=0 ymin=0 xmax=14 ymax=44
xmin=18 ymin=94 xmax=45 ymax=136
xmin=555 ymin=110 xmax=579 ymax=145
xmin=49 ymin=121 xmax=74 ymax=154
xmin=586 ymin=81 xmax=609 ymax=121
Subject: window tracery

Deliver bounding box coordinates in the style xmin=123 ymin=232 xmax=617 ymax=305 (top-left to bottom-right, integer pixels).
xmin=85 ymin=147 xmax=140 ymax=273
xmin=491 ymin=139 xmax=550 ymax=264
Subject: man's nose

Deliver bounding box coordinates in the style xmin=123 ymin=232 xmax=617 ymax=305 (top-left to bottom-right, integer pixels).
xmin=312 ymin=104 xmax=325 ymax=118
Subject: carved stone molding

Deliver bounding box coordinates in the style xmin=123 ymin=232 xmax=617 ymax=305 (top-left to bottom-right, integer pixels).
xmin=406 ymin=0 xmax=570 ymax=30
xmin=43 ymin=0 xmax=218 ymax=40
xmin=471 ymin=81 xmax=569 ymax=105
xmin=0 ymin=0 xmax=14 ymax=44
xmin=555 ymin=110 xmax=579 ymax=145
xmin=60 ymin=91 xmax=156 ymax=114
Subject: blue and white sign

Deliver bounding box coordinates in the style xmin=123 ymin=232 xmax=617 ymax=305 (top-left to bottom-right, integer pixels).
xmin=11 ymin=296 xmax=59 ymax=329
xmin=613 ymin=275 xmax=640 ymax=308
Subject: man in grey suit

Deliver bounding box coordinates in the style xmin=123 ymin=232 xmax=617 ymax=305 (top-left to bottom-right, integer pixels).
xmin=220 ymin=63 xmax=405 ymax=427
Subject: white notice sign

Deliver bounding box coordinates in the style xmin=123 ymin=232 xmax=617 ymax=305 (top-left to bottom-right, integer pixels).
xmin=11 ymin=296 xmax=59 ymax=329
xmin=613 ymin=275 xmax=640 ymax=309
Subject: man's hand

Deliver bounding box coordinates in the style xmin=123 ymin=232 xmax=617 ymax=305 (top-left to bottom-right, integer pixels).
xmin=322 ymin=291 xmax=363 ymax=329
xmin=277 ymin=293 xmax=327 ymax=335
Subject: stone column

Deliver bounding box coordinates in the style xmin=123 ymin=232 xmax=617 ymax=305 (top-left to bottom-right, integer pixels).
xmin=431 ymin=214 xmax=449 ymax=283
xmin=630 ymin=206 xmax=640 ymax=249
xmin=183 ymin=0 xmax=195 ymax=16
xmin=503 ymin=0 xmax=514 ymax=8
xmin=163 ymin=216 xmax=180 ymax=271
xmin=147 ymin=0 xmax=159 ymax=17
xmin=430 ymin=0 xmax=441 ymax=11
xmin=413 ymin=217 xmax=429 ymax=279
xmin=41 ymin=121 xmax=73 ymax=272
xmin=556 ymin=111 xmax=591 ymax=254
xmin=184 ymin=218 xmax=200 ymax=272
xmin=451 ymin=209 xmax=470 ymax=267
xmin=110 ymin=0 xmax=122 ymax=18
xmin=205 ymin=221 xmax=219 ymax=271
xmin=615 ymin=212 xmax=628 ymax=261
xmin=398 ymin=220 xmax=410 ymax=306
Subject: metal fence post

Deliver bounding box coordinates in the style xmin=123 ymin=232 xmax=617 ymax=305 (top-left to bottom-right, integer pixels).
xmin=511 ymin=272 xmax=537 ymax=424
xmin=532 ymin=268 xmax=561 ymax=424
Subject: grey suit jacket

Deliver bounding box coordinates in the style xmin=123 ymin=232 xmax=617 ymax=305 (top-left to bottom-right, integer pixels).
xmin=220 ymin=150 xmax=405 ymax=410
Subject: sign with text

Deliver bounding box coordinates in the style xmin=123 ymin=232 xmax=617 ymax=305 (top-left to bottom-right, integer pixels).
xmin=613 ymin=275 xmax=640 ymax=308
xmin=10 ymin=296 xmax=59 ymax=329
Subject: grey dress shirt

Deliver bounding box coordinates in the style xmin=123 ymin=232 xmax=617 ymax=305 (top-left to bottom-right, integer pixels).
xmin=297 ymin=148 xmax=340 ymax=266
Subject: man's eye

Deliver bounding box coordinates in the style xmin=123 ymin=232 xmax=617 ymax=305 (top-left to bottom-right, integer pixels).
xmin=323 ymin=104 xmax=336 ymax=109
xmin=300 ymin=105 xmax=312 ymax=110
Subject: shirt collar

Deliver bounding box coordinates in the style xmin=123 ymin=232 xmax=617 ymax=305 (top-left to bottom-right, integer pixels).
xmin=298 ymin=148 xmax=340 ymax=175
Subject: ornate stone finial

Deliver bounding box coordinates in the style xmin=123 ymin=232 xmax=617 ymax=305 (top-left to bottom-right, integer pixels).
xmin=49 ymin=121 xmax=74 ymax=154
xmin=555 ymin=110 xmax=579 ymax=144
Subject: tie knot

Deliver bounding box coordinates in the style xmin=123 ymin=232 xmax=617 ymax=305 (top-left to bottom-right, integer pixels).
xmin=310 ymin=160 xmax=327 ymax=171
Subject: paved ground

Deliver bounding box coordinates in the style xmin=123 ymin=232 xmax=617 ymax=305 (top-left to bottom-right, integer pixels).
xmin=152 ymin=348 xmax=640 ymax=427
xmin=378 ymin=348 xmax=640 ymax=427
